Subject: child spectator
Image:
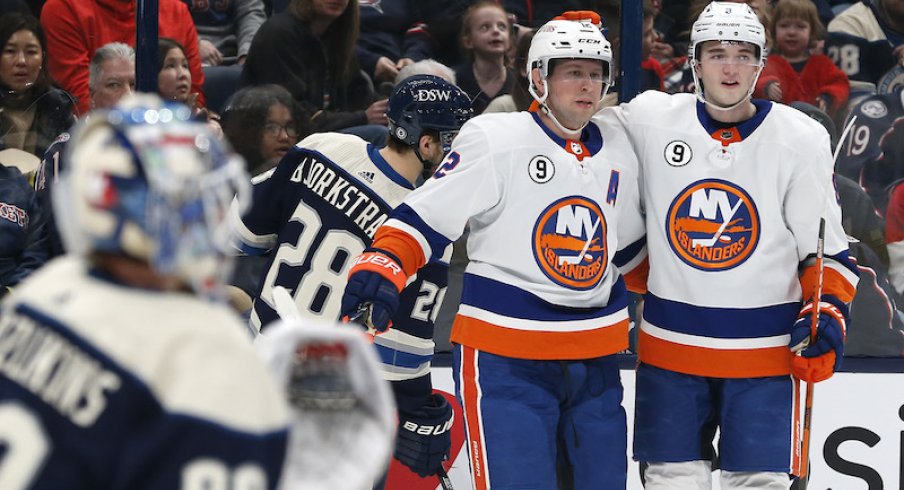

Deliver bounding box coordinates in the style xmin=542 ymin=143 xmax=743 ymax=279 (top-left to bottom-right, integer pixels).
xmin=158 ymin=38 xmax=221 ymax=135
xmin=453 ymin=1 xmax=514 ymax=114
xmin=756 ymin=0 xmax=850 ymax=116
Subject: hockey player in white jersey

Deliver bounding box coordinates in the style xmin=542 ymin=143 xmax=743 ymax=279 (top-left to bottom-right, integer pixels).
xmin=0 ymin=94 xmax=290 ymax=489
xmin=600 ymin=3 xmax=859 ymax=488
xmin=230 ymin=74 xmax=473 ymax=480
xmin=341 ymin=19 xmax=647 ymax=489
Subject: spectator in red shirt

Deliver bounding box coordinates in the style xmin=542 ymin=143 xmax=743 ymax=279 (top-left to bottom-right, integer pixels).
xmin=40 ymin=0 xmax=205 ymax=115
xmin=755 ymin=0 xmax=850 ymax=116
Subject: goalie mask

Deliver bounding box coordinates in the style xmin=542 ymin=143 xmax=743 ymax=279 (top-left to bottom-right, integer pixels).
xmin=54 ymin=93 xmax=251 ymax=298
xmin=689 ymin=1 xmax=767 ymax=111
xmin=387 ymin=74 xmax=473 ymax=166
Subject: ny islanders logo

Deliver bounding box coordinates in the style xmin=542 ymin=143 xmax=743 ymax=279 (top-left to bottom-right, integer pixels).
xmin=532 ymin=196 xmax=607 ymax=290
xmin=666 ymin=179 xmax=759 ymax=271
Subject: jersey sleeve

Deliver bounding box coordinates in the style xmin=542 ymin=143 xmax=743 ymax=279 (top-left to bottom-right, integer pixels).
xmin=787 ymin=127 xmax=859 ymax=304
xmin=230 ymin=150 xmax=301 ymax=255
xmin=371 ymin=118 xmax=503 ymax=276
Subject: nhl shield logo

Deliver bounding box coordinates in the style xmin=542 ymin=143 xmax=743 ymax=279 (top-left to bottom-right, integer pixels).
xmin=666 ymin=179 xmax=760 ymax=271
xmin=532 ymin=196 xmax=607 ymax=290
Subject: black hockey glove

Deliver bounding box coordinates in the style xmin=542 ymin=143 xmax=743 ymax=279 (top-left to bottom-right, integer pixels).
xmin=395 ymin=393 xmax=453 ymax=477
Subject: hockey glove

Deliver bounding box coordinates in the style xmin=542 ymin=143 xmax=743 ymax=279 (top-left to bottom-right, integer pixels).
xmin=395 ymin=393 xmax=453 ymax=477
xmin=341 ymin=250 xmax=407 ymax=332
xmin=789 ymin=299 xmax=847 ymax=383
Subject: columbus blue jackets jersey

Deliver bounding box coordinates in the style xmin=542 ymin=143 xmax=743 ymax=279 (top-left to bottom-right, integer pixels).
xmin=370 ymin=111 xmax=647 ymax=360
xmin=32 ymin=131 xmax=70 ymax=259
xmin=604 ymin=91 xmax=859 ymax=378
xmin=826 ymin=0 xmax=903 ymax=86
xmin=836 ymin=88 xmax=904 ymax=212
xmin=230 ymin=132 xmax=448 ymax=411
xmin=0 ymin=257 xmax=289 ymax=489
xmin=0 ymin=164 xmax=45 ymax=288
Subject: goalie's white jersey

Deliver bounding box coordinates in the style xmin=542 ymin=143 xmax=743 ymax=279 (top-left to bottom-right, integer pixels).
xmin=602 ymin=91 xmax=859 ymax=378
xmin=380 ymin=111 xmax=647 ymax=360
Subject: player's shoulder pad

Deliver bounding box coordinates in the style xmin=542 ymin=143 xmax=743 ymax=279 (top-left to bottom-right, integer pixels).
xmin=617 ymin=90 xmax=691 ymax=124
xmin=769 ymin=101 xmax=832 ymax=142
xmin=13 ymin=257 xmax=290 ymax=434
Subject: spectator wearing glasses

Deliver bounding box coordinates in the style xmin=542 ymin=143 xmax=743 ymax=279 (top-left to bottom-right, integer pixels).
xmin=220 ymin=84 xmax=310 ymax=177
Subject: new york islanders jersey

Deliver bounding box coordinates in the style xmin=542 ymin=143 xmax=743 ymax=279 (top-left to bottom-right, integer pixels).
xmin=605 ymin=91 xmax=859 ymax=378
xmin=230 ymin=132 xmax=448 ymax=411
xmin=0 ymin=257 xmax=289 ymax=489
xmin=371 ymin=111 xmax=647 ymax=360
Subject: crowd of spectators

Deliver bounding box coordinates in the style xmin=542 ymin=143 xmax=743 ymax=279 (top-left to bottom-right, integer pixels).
xmin=1 ymin=0 xmax=903 ymax=358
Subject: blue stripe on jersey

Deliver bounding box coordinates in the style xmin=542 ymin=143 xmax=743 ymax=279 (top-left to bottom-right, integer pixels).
xmin=643 ymin=293 xmax=800 ymax=339
xmin=375 ymin=344 xmax=431 ymax=370
xmin=799 ymin=251 xmax=860 ymax=277
xmin=461 ymin=273 xmax=629 ymax=320
xmin=529 ymin=111 xmax=604 ymax=156
xmin=390 ymin=203 xmax=453 ymax=262
xmin=613 ymin=237 xmax=646 ymax=268
xmin=696 ymin=99 xmax=772 ymax=140
xmin=367 ymin=144 xmax=415 ymax=190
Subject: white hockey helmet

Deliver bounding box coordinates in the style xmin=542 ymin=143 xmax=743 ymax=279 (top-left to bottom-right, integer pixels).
xmin=54 ymin=93 xmax=251 ymax=298
xmin=527 ymin=19 xmax=613 ymax=109
xmin=689 ymin=2 xmax=767 ymax=108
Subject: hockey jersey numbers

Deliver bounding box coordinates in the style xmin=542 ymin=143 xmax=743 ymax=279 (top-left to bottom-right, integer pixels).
xmin=666 ymin=179 xmax=760 ymax=271
xmin=532 ymin=196 xmax=608 ymax=289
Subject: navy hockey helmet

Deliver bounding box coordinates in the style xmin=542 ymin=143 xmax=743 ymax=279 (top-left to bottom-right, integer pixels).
xmin=387 ymin=75 xmax=473 ymax=156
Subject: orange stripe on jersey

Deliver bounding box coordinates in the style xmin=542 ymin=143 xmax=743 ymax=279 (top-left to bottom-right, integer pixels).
xmin=623 ymin=257 xmax=649 ymax=294
xmin=637 ymin=329 xmax=793 ymax=378
xmin=451 ymin=315 xmax=629 ymax=360
xmin=371 ymin=226 xmax=427 ymax=278
xmin=460 ymin=346 xmax=489 ymax=490
xmin=800 ymin=265 xmax=856 ymax=303
xmin=710 ymin=126 xmax=742 ymax=146
xmin=791 ymin=377 xmax=803 ymax=476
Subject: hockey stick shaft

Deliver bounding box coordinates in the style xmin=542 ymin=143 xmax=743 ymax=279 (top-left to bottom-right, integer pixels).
xmin=798 ymin=116 xmax=858 ymax=486
xmin=438 ymin=467 xmax=454 ymax=490
xmin=799 ymin=218 xmax=824 ymax=485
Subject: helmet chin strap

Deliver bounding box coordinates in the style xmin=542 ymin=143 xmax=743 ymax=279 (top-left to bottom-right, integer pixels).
xmin=529 ymin=75 xmax=608 ymax=139
xmin=541 ymin=103 xmax=586 ymax=137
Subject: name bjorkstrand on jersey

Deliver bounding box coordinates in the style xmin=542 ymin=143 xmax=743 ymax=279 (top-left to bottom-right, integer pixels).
xmin=0 ymin=310 xmax=120 ymax=427
xmin=290 ymin=153 xmax=388 ymax=237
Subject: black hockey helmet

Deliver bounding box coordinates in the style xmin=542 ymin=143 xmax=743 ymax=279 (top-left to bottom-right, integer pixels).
xmin=387 ymin=75 xmax=473 ymax=155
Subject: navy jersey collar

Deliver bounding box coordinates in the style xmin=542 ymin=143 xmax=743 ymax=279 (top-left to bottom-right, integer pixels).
xmin=530 ymin=111 xmax=604 ymax=157
xmin=368 ymin=144 xmax=415 ymax=190
xmin=696 ymin=99 xmax=772 ymax=141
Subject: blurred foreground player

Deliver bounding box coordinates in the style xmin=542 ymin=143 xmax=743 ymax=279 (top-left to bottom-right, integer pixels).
xmin=0 ymin=94 xmax=289 ymax=489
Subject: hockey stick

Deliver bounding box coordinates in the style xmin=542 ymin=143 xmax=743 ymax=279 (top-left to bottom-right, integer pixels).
xmin=797 ymin=116 xmax=857 ymax=488
xmin=438 ymin=467 xmax=454 ymax=490
xmin=272 ymin=286 xmax=303 ymax=322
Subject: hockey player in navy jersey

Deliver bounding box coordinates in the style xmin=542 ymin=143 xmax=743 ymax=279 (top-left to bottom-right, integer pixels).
xmin=230 ymin=74 xmax=472 ymax=479
xmin=0 ymin=94 xmax=290 ymax=489
xmin=604 ymin=2 xmax=859 ymax=488
xmin=341 ymin=19 xmax=647 ymax=489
